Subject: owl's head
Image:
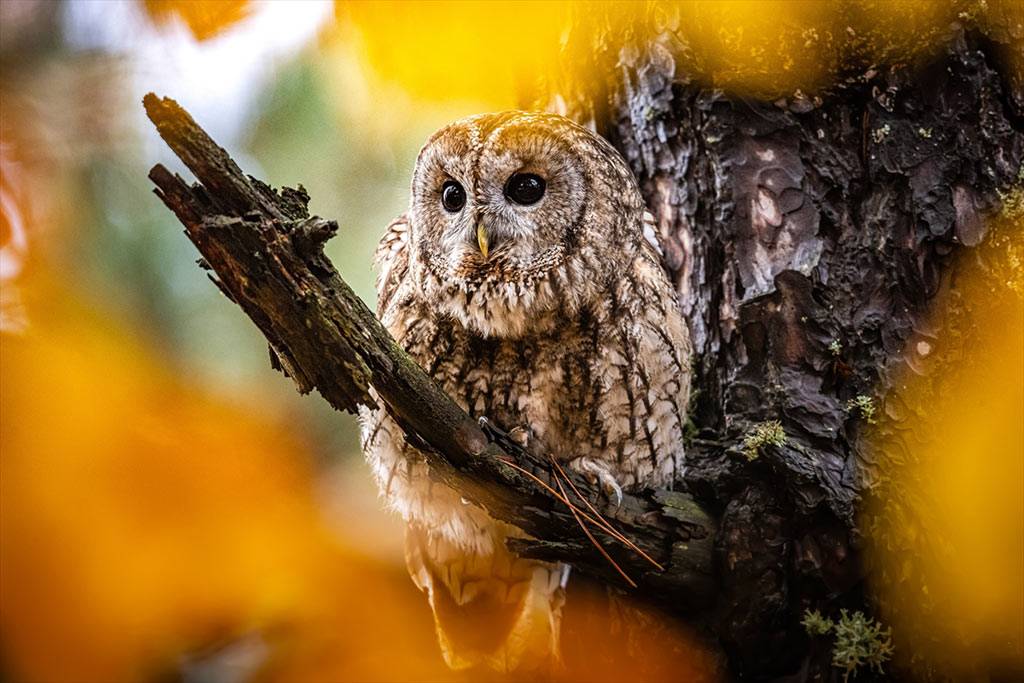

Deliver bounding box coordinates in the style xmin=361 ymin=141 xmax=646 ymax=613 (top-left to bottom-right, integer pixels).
xmin=408 ymin=111 xmax=646 ymax=338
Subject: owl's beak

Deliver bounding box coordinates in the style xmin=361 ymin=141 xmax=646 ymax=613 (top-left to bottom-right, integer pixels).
xmin=476 ymin=223 xmax=489 ymax=259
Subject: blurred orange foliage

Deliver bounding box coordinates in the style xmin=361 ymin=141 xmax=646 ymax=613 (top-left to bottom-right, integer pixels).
xmin=667 ymin=0 xmax=960 ymax=95
xmin=142 ymin=0 xmax=251 ymax=41
xmin=333 ymin=0 xmax=1000 ymax=108
xmin=0 ymin=273 xmax=453 ymax=682
xmin=334 ymin=0 xmax=571 ymax=107
xmin=864 ymin=212 xmax=1024 ymax=677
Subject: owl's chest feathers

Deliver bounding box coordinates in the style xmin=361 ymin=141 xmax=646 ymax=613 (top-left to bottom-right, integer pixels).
xmin=382 ymin=247 xmax=689 ymax=499
xmin=402 ymin=307 xmax=604 ymax=459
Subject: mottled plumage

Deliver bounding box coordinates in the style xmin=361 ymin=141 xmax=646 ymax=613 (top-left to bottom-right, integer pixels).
xmin=360 ymin=112 xmax=691 ymax=673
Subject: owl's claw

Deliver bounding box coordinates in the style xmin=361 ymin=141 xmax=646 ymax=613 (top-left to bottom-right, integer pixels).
xmin=568 ymin=457 xmax=624 ymax=508
xmin=506 ymin=426 xmax=531 ymax=448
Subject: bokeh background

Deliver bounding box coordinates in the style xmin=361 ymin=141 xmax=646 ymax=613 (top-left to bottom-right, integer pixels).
xmin=2 ymin=2 xmax=1021 ymax=682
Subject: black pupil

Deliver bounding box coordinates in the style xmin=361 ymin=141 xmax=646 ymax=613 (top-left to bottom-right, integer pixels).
xmin=441 ymin=181 xmax=465 ymax=212
xmin=505 ymin=173 xmax=545 ymax=205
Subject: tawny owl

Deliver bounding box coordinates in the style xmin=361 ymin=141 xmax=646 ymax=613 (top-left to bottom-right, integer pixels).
xmin=360 ymin=111 xmax=691 ymax=673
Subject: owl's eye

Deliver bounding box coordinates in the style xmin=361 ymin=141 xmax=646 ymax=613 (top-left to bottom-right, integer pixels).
xmin=441 ymin=180 xmax=466 ymax=212
xmin=504 ymin=173 xmax=546 ymax=205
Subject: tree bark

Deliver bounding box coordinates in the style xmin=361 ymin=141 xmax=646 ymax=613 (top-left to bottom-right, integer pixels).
xmin=539 ymin=4 xmax=1024 ymax=680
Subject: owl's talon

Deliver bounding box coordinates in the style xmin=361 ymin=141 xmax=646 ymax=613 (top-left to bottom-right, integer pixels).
xmin=605 ymin=478 xmax=624 ymax=508
xmin=506 ymin=426 xmax=531 ymax=448
xmin=568 ymin=457 xmax=624 ymax=508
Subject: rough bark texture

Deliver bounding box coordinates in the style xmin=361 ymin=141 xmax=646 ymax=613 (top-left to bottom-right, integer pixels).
xmin=143 ymin=94 xmax=717 ymax=617
xmin=541 ymin=4 xmax=1023 ymax=680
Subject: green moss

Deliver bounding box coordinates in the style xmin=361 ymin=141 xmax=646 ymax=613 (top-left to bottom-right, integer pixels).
xmin=741 ymin=420 xmax=787 ymax=461
xmin=831 ymin=609 xmax=895 ymax=682
xmin=803 ymin=609 xmax=894 ymax=682
xmin=802 ymin=609 xmax=834 ymax=636
xmin=846 ymin=395 xmax=877 ymax=424
xmin=996 ymin=166 xmax=1024 ymax=221
xmin=681 ymin=417 xmax=699 ymax=446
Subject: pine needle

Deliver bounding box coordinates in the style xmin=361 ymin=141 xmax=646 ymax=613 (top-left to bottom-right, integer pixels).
xmin=548 ymin=456 xmax=664 ymax=571
xmin=551 ymin=466 xmax=637 ymax=588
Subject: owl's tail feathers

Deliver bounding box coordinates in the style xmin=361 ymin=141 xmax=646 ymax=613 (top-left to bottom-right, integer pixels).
xmin=405 ymin=525 xmax=566 ymax=674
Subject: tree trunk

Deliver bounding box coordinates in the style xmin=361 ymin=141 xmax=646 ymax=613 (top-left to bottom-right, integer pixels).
xmin=539 ymin=4 xmax=1023 ymax=680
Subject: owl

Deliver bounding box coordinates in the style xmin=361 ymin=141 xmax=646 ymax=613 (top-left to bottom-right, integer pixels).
xmin=360 ymin=111 xmax=691 ymax=673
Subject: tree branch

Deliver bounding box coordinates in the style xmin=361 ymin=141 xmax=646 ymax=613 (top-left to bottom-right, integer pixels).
xmin=143 ymin=93 xmax=717 ymax=610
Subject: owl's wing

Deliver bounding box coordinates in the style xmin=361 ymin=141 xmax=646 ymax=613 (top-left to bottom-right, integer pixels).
xmin=373 ymin=213 xmax=411 ymax=318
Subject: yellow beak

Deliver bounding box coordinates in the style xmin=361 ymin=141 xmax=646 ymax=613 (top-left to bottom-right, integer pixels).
xmin=476 ymin=223 xmax=489 ymax=259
